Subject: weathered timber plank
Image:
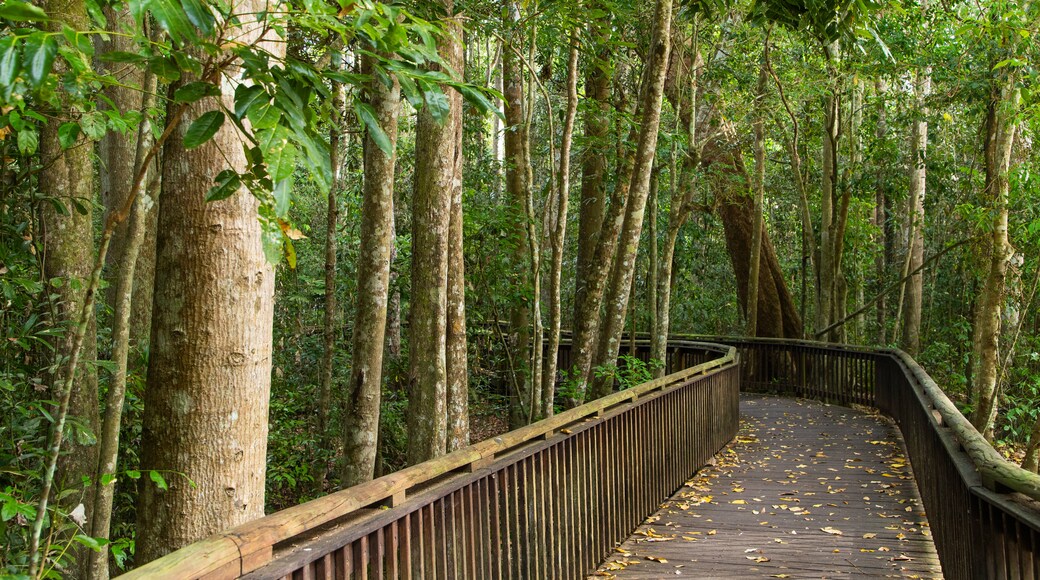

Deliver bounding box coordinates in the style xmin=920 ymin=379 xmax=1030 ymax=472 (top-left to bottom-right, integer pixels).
xmin=596 ymin=395 xmax=943 ymax=579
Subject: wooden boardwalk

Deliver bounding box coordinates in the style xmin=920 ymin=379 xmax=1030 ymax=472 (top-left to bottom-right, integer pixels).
xmin=595 ymin=395 xmax=943 ymax=579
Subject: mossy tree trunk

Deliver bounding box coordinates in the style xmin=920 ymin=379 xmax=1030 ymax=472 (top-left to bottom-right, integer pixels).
xmin=342 ymin=53 xmax=399 ymax=486
xmin=587 ymin=0 xmax=673 ymax=401
xmin=406 ymin=0 xmax=461 ymax=463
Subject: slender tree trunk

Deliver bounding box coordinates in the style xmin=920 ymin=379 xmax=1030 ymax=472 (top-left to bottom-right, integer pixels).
xmin=343 ymin=54 xmax=399 ymax=486
xmin=87 ymin=72 xmax=157 ymax=580
xmin=817 ymin=43 xmax=849 ymax=342
xmin=135 ymin=9 xmax=280 ymax=559
xmin=38 ymin=0 xmax=98 ymax=545
xmin=502 ymin=3 xmax=533 ymax=426
xmin=648 ymin=165 xmax=659 ymax=367
xmin=747 ymin=31 xmax=770 ymax=336
xmin=540 ymin=31 xmax=579 ymax=418
xmin=970 ymin=70 xmax=1018 ymax=437
xmin=653 ymin=22 xmax=701 ymax=371
xmin=874 ymin=78 xmax=889 ymax=344
xmin=407 ymin=1 xmax=461 ymax=462
xmin=587 ymin=0 xmax=673 ymax=401
xmin=767 ymin=62 xmax=815 ymax=338
xmin=99 ymin=7 xmax=157 ymax=353
xmin=445 ymin=21 xmax=468 ymax=452
xmin=568 ymin=15 xmax=616 ymax=405
xmin=316 ymin=53 xmax=344 ymax=491
xmin=522 ymin=16 xmax=544 ymax=423
xmin=901 ymin=53 xmax=931 ymax=355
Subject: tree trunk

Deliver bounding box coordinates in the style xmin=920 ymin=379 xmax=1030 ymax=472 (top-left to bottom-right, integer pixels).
xmin=1024 ymin=412 xmax=1040 ymax=473
xmin=653 ymin=22 xmax=702 ymax=371
xmin=747 ymin=32 xmax=770 ymax=336
xmin=817 ymin=43 xmax=849 ymax=342
xmin=502 ymin=2 xmax=534 ymax=426
xmin=445 ymin=21 xmax=468 ymax=452
xmin=87 ymin=70 xmax=157 ymax=580
xmin=901 ymin=58 xmax=931 ymax=355
xmin=574 ymin=16 xmax=610 ymax=347
xmin=407 ymin=1 xmax=460 ymax=462
xmin=587 ymin=0 xmax=673 ymax=401
xmin=135 ymin=11 xmax=279 ymax=559
xmin=716 ymin=165 xmax=803 ymax=339
xmin=970 ymin=69 xmax=1018 ymax=437
xmin=99 ymin=6 xmax=157 ymax=353
xmin=568 ymin=22 xmax=626 ymax=406
xmin=39 ymin=0 xmax=98 ymax=541
xmin=316 ymin=52 xmax=345 ymax=492
xmin=540 ymin=31 xmax=579 ymax=419
xmin=342 ymin=54 xmax=399 ymax=486
xmin=874 ymin=78 xmax=889 ymax=345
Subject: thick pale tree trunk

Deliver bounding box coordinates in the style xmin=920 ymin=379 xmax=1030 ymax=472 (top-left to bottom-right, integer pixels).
xmin=135 ymin=8 xmax=280 ymax=560
xmin=901 ymin=58 xmax=931 ymax=355
xmin=343 ymin=54 xmax=399 ymax=486
xmin=969 ymin=70 xmax=1018 ymax=438
xmin=587 ymin=0 xmax=672 ymax=401
xmin=407 ymin=1 xmax=461 ymax=462
xmin=445 ymin=24 xmax=468 ymax=452
xmin=540 ymin=32 xmax=579 ymax=418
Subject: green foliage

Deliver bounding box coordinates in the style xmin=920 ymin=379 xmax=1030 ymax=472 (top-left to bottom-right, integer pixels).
xmin=593 ymin=356 xmax=664 ymax=392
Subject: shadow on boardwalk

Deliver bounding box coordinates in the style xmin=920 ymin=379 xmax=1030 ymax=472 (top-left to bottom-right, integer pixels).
xmin=594 ymin=394 xmax=942 ymax=579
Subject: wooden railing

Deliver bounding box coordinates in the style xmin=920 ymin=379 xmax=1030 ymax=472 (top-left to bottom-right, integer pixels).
xmin=713 ymin=337 xmax=1040 ymax=580
xmin=121 ymin=336 xmax=1040 ymax=579
xmin=123 ymin=341 xmax=739 ymax=579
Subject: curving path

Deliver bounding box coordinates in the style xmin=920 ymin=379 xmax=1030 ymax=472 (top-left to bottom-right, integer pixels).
xmin=595 ymin=395 xmax=943 ymax=579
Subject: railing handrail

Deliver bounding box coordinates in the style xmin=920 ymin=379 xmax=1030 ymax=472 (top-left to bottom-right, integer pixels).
xmin=122 ymin=341 xmax=736 ymax=578
xmin=883 ymin=348 xmax=1040 ymax=501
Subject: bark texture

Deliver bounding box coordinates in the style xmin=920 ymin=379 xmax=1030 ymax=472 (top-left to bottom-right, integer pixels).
xmin=587 ymin=0 xmax=673 ymax=401
xmin=573 ymin=13 xmax=610 ymax=343
xmin=343 ymin=55 xmax=399 ymax=486
xmin=653 ymin=25 xmax=702 ymax=370
xmin=39 ymin=0 xmax=98 ymax=530
xmin=901 ymin=62 xmax=931 ymax=355
xmin=816 ymin=45 xmax=850 ymax=342
xmin=970 ymin=69 xmax=1018 ymax=437
xmin=540 ymin=33 xmax=579 ymax=418
xmin=747 ymin=34 xmax=769 ymax=336
xmin=502 ymin=4 xmax=533 ymax=425
xmin=135 ymin=12 xmax=279 ymax=561
xmin=702 ymin=130 xmax=803 ymax=339
xmin=87 ymin=69 xmax=157 ymax=580
xmin=407 ymin=1 xmax=461 ymax=462
xmin=445 ymin=22 xmax=468 ymax=452
xmin=99 ymin=5 xmax=157 ymax=352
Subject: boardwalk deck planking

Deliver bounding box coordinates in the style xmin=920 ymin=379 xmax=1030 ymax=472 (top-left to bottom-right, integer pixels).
xmin=596 ymin=395 xmax=943 ymax=579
